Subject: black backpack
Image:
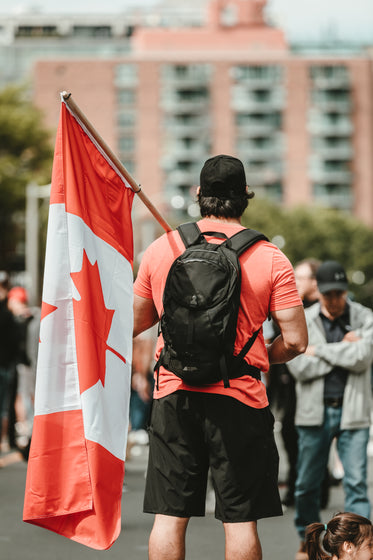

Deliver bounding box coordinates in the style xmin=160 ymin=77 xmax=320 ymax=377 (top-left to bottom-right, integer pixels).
xmin=155 ymin=222 xmax=268 ymax=388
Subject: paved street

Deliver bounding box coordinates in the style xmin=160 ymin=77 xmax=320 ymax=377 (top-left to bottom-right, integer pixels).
xmin=1 ymin=429 xmax=373 ymax=560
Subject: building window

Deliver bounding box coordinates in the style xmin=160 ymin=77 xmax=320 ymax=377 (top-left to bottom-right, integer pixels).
xmin=118 ymin=136 xmax=134 ymax=152
xmin=220 ymin=4 xmax=239 ymax=27
xmin=118 ymin=111 xmax=136 ymax=128
xmin=72 ymin=26 xmax=112 ymax=38
xmin=232 ymin=65 xmax=284 ymax=191
xmin=115 ymin=64 xmax=138 ymax=86
xmin=313 ymin=183 xmax=352 ymax=209
xmin=117 ymin=89 xmax=135 ymax=105
xmin=176 ymin=87 xmax=209 ymax=102
xmin=121 ymin=159 xmax=134 ymax=174
xmin=232 ymin=65 xmax=282 ymax=82
xmin=161 ymin=63 xmax=212 ymax=218
xmin=16 ymin=25 xmax=58 ymax=37
xmin=308 ymin=63 xmax=353 ymax=211
xmin=310 ymin=65 xmax=349 ymax=81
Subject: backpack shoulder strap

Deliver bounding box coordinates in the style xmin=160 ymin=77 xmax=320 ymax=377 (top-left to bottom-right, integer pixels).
xmin=177 ymin=222 xmax=202 ymax=249
xmin=227 ymin=228 xmax=268 ymax=256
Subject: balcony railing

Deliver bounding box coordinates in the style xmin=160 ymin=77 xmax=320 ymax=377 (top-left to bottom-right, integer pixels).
xmin=309 ymin=168 xmax=352 ymax=183
xmin=312 ymin=75 xmax=350 ymax=89
xmin=308 ymin=120 xmax=353 ymax=136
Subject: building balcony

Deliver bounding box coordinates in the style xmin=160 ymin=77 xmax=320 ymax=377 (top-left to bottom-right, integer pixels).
xmin=311 ymin=145 xmax=353 ymax=160
xmin=312 ymin=76 xmax=350 ymax=89
xmin=161 ymin=98 xmax=210 ymax=113
xmin=313 ymin=189 xmax=353 ymax=210
xmin=245 ymin=164 xmax=283 ymax=185
xmin=166 ymin=168 xmax=200 ymax=186
xmin=236 ymin=123 xmax=277 ymax=136
xmin=308 ymin=120 xmax=353 ymax=136
xmin=165 ymin=120 xmax=211 ymax=137
xmin=231 ymin=66 xmax=283 ymax=87
xmin=231 ymin=97 xmax=283 ymax=112
xmin=165 ymin=143 xmax=209 ymax=160
xmin=232 ymin=76 xmax=282 ymax=89
xmin=162 ymin=75 xmax=210 ymax=88
xmin=162 ymin=64 xmax=212 ymax=83
xmin=114 ymin=61 xmax=138 ymax=85
xmin=309 ymin=168 xmax=352 ymax=183
xmin=236 ymin=145 xmax=283 ymax=160
xmin=311 ymin=99 xmax=352 ymax=113
xmin=231 ymin=86 xmax=284 ymax=111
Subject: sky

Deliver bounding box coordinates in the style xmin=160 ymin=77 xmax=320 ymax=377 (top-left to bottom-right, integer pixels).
xmin=0 ymin=0 xmax=372 ymax=43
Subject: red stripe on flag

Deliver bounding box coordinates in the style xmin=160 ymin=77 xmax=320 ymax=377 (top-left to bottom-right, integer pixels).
xmin=23 ymin=411 xmax=125 ymax=550
xmin=23 ymin=410 xmax=92 ymax=519
xmin=50 ymin=103 xmax=134 ymax=264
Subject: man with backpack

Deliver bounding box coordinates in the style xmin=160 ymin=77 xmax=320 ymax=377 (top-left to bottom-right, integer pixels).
xmin=133 ymin=154 xmax=308 ymax=560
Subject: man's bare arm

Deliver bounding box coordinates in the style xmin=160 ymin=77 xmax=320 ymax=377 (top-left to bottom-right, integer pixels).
xmin=133 ymin=294 xmax=159 ymax=338
xmin=267 ymin=305 xmax=308 ymax=364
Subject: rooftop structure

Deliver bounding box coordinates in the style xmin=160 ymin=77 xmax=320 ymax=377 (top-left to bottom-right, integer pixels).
xmin=4 ymin=0 xmax=373 ymax=248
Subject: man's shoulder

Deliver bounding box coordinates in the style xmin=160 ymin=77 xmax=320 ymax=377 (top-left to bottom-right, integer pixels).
xmin=145 ymin=229 xmax=181 ymax=253
xmin=349 ymin=299 xmax=373 ymax=322
xmin=349 ymin=299 xmax=371 ymax=312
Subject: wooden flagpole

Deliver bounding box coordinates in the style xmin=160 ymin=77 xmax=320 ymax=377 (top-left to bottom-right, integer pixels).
xmin=61 ymin=91 xmax=173 ymax=233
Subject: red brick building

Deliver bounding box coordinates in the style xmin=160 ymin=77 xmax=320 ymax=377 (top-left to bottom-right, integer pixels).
xmin=33 ymin=0 xmax=373 ymax=243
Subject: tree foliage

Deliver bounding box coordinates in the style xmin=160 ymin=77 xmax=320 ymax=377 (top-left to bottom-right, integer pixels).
xmin=242 ymin=197 xmax=373 ymax=308
xmin=0 ymin=85 xmax=53 ymax=270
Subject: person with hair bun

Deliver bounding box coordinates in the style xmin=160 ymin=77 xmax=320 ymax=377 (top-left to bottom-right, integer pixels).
xmin=305 ymin=512 xmax=373 ymax=560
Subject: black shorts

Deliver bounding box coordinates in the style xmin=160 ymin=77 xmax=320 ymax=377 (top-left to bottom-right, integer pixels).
xmin=143 ymin=390 xmax=283 ymax=522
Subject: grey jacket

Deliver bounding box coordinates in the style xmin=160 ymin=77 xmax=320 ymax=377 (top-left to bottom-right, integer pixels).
xmin=287 ymin=300 xmax=373 ymax=429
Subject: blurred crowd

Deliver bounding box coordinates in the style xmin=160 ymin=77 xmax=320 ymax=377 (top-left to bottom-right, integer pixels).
xmin=1 ymin=257 xmax=373 ymax=560
xmin=0 ymin=271 xmax=40 ymax=468
xmin=0 ymin=266 xmax=157 ymax=468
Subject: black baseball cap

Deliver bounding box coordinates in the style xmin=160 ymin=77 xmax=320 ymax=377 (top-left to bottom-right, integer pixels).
xmin=316 ymin=261 xmax=348 ymax=294
xmin=200 ymin=155 xmax=248 ymax=199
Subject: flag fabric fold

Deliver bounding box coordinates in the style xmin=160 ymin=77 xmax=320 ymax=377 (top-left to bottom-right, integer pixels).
xmin=23 ymin=100 xmax=135 ymax=550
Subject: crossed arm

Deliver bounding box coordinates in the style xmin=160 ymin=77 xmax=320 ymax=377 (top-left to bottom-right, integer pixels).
xmin=287 ymin=308 xmax=373 ymax=382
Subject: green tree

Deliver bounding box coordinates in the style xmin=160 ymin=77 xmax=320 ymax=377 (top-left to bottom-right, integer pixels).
xmin=0 ymin=85 xmax=53 ymax=271
xmin=243 ymin=198 xmax=373 ymax=308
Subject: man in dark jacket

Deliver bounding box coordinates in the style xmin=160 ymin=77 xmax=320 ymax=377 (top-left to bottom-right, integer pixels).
xmin=0 ymin=271 xmax=19 ymax=452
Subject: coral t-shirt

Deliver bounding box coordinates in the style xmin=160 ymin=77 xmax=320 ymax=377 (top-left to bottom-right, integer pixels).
xmin=134 ymin=218 xmax=302 ymax=408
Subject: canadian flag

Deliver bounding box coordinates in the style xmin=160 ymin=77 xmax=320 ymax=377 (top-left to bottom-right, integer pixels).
xmin=23 ymin=99 xmax=135 ymax=549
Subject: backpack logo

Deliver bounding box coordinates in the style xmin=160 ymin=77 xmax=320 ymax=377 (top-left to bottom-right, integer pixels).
xmin=155 ymin=222 xmax=268 ymax=388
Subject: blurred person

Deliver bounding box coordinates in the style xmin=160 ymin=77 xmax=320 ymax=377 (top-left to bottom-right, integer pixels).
xmin=133 ymin=155 xmax=307 ymax=560
xmin=7 ymin=286 xmax=40 ymax=459
xmin=129 ymin=328 xmax=156 ymax=443
xmin=266 ymin=258 xmax=321 ymax=507
xmin=294 ymin=259 xmax=321 ymax=309
xmin=294 ymin=258 xmax=336 ymax=505
xmin=305 ymin=512 xmax=373 ymax=560
xmin=0 ymin=272 xmax=19 ymax=460
xmin=287 ymin=261 xmax=373 ymax=560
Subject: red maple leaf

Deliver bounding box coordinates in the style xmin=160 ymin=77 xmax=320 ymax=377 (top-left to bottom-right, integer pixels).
xmin=70 ymin=250 xmax=125 ymax=394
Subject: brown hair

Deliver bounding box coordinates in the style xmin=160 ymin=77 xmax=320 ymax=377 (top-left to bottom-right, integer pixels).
xmin=197 ymin=190 xmax=254 ymax=219
xmin=305 ymin=512 xmax=373 ymax=560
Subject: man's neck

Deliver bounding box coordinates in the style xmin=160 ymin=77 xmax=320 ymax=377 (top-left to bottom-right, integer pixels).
xmin=203 ymin=215 xmax=242 ymax=225
xmin=320 ymin=305 xmax=346 ymax=322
